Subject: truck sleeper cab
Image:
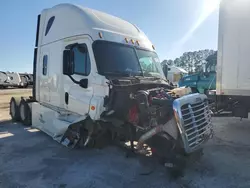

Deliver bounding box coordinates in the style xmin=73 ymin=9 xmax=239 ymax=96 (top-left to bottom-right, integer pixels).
xmin=9 ymin=4 xmax=213 ymax=176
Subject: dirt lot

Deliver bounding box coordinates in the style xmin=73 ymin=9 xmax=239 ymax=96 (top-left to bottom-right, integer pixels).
xmin=0 ymin=89 xmax=250 ymax=188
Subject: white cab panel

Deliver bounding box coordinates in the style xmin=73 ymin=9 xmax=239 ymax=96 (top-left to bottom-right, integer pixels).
xmin=32 ymin=102 xmax=70 ymax=141
xmin=39 ymin=46 xmax=50 ymax=103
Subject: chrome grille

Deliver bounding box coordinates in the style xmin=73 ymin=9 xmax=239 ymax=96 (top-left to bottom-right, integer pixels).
xmin=181 ymin=101 xmax=212 ymax=149
xmin=173 ymin=93 xmax=213 ymax=153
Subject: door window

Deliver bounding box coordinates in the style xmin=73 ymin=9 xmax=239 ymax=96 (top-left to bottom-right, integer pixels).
xmin=45 ymin=16 xmax=55 ymax=36
xmin=72 ymin=45 xmax=91 ymax=76
xmin=43 ymin=55 xmax=48 ymax=75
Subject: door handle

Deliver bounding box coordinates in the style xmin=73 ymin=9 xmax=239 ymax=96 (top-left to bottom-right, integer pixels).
xmin=65 ymin=92 xmax=69 ymax=105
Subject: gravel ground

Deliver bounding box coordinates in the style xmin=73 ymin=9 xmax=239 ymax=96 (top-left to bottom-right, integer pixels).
xmin=0 ymin=118 xmax=249 ymax=188
xmin=0 ymin=89 xmax=250 ymax=188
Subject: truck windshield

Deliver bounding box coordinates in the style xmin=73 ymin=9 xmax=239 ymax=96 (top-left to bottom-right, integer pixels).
xmin=93 ymin=41 xmax=165 ymax=78
xmin=136 ymin=48 xmax=164 ymax=78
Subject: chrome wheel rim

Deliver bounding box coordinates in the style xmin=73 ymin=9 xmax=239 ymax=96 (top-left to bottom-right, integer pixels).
xmin=20 ymin=104 xmax=25 ymax=120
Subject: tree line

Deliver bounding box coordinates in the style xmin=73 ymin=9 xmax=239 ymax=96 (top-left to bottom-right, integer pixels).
xmin=161 ymin=49 xmax=217 ymax=74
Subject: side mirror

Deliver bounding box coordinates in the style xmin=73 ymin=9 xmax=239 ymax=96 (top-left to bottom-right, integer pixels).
xmin=63 ymin=50 xmax=74 ymax=75
xmin=163 ymin=64 xmax=168 ymax=78
xmin=79 ymin=78 xmax=88 ymax=88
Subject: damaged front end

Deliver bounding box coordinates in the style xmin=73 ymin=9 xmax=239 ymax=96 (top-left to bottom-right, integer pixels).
xmin=102 ymin=79 xmax=213 ymax=152
xmin=61 ymin=77 xmax=213 ymax=176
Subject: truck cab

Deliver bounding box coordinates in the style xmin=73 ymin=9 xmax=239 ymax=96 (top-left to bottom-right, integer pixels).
xmin=178 ymin=53 xmax=217 ymax=94
xmin=9 ymin=4 xmax=213 ymax=175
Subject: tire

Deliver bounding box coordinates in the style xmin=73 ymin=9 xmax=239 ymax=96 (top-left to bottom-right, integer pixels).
xmin=10 ymin=97 xmax=21 ymax=121
xmin=19 ymin=98 xmax=32 ymax=126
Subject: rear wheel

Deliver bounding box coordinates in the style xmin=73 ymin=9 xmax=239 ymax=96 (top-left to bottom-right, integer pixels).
xmin=19 ymin=99 xmax=32 ymax=126
xmin=9 ymin=97 xmax=21 ymax=121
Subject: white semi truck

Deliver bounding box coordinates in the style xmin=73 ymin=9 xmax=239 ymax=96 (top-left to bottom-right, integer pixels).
xmin=0 ymin=71 xmax=29 ymax=88
xmin=0 ymin=71 xmax=8 ymax=88
xmin=9 ymin=4 xmax=213 ymax=175
xmin=209 ymin=0 xmax=250 ymax=118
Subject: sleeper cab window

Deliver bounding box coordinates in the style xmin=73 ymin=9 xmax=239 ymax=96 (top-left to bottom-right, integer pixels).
xmin=43 ymin=55 xmax=48 ymax=75
xmin=45 ymin=16 xmax=55 ymax=36
xmin=72 ymin=45 xmax=91 ymax=76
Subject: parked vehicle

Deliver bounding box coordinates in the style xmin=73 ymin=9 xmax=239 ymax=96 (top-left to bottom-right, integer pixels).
xmin=0 ymin=71 xmax=8 ymax=88
xmin=208 ymin=0 xmax=250 ymax=118
xmin=9 ymin=4 xmax=213 ymax=176
xmin=178 ymin=53 xmax=217 ymax=94
xmin=0 ymin=72 xmax=29 ymax=88
xmin=167 ymin=66 xmax=188 ymax=86
xmin=6 ymin=72 xmax=23 ymax=87
xmin=0 ymin=71 xmax=32 ymax=89
xmin=20 ymin=73 xmax=33 ymax=86
xmin=28 ymin=74 xmax=34 ymax=85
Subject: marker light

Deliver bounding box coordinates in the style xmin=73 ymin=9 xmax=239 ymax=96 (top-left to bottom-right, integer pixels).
xmin=131 ymin=39 xmax=135 ymax=44
xmin=136 ymin=40 xmax=140 ymax=46
xmin=125 ymin=38 xmax=129 ymax=43
xmin=99 ymin=32 xmax=103 ymax=38
xmin=152 ymin=45 xmax=155 ymax=50
xmin=91 ymin=106 xmax=96 ymax=111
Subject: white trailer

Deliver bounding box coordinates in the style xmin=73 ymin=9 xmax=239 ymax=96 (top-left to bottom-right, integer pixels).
xmin=210 ymin=0 xmax=250 ymax=117
xmin=9 ymin=4 xmax=212 ymax=176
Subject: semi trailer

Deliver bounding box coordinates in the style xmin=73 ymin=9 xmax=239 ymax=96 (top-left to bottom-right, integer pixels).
xmin=208 ymin=0 xmax=250 ymax=117
xmin=9 ymin=4 xmax=213 ymax=175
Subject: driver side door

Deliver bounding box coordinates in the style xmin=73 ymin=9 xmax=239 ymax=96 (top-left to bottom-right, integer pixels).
xmin=63 ymin=40 xmax=93 ymax=116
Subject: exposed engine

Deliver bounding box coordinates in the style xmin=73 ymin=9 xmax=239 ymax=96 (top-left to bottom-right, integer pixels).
xmin=103 ymin=78 xmax=176 ymax=130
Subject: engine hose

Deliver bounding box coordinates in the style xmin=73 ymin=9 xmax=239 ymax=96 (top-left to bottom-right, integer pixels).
xmin=136 ymin=125 xmax=164 ymax=153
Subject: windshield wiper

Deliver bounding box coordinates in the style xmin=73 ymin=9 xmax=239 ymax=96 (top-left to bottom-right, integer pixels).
xmin=145 ymin=76 xmax=170 ymax=83
xmin=102 ymin=71 xmax=131 ymax=76
xmin=102 ymin=71 xmax=143 ymax=77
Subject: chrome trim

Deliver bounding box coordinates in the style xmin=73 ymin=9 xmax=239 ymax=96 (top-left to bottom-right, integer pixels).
xmin=173 ymin=93 xmax=213 ymax=153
